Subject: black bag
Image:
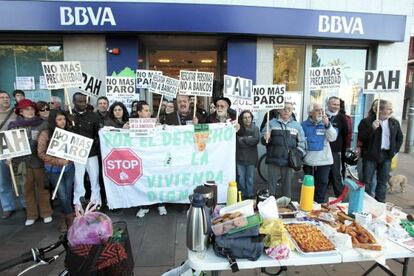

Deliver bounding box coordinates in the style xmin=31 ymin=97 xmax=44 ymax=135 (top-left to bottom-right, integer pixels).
xmin=213 ymin=227 xmax=263 ymax=272
xmin=288 ymin=147 xmax=304 ymax=171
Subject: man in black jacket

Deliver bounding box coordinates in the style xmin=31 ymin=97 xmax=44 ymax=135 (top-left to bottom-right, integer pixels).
xmin=358 ymin=99 xmax=403 ymax=202
xmin=164 ymin=95 xmax=204 ymax=125
xmin=326 ymin=96 xmax=348 ymax=197
xmin=70 ymin=92 xmax=102 ymax=207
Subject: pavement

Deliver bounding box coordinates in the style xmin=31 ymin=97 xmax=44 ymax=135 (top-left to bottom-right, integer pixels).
xmin=1 ymin=121 xmax=414 ymax=276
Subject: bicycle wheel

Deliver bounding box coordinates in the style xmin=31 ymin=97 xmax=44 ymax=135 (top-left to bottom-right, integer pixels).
xmin=257 ymin=154 xmax=268 ymax=182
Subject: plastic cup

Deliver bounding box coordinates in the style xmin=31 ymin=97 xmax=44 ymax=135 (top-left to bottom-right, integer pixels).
xmin=385 ymin=202 xmax=394 ymax=212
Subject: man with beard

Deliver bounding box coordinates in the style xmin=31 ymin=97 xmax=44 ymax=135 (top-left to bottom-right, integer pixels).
xmin=164 ymin=94 xmax=205 ymax=125
xmin=206 ymin=96 xmax=236 ymax=123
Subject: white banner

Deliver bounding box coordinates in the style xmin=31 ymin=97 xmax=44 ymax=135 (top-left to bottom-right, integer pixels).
xmin=99 ymin=124 xmax=236 ymax=209
xmin=15 ymin=76 xmax=35 ymax=90
xmin=179 ymin=70 xmax=214 ymax=97
xmin=106 ymin=76 xmax=136 ymax=98
xmin=0 ymin=129 xmax=31 ymax=160
xmin=252 ymin=85 xmax=285 ymax=110
xmin=80 ymin=72 xmax=102 ymax=97
xmin=149 ymin=74 xmax=179 ymax=98
xmin=47 ymin=128 xmax=93 ymax=165
xmin=41 ymin=61 xmax=83 ymax=89
xmin=363 ymin=70 xmax=400 ymax=94
xmin=129 ymin=118 xmax=157 ymax=137
xmin=309 ymin=66 xmax=342 ymax=90
xmin=136 ymin=70 xmax=162 ymax=89
xmin=223 ymin=75 xmax=253 ymax=99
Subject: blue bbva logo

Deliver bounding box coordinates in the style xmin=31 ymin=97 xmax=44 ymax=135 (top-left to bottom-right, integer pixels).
xmin=60 ymin=6 xmax=116 ymax=26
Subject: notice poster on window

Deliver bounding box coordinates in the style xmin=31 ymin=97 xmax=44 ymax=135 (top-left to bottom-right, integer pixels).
xmin=136 ymin=70 xmax=162 ymax=89
xmin=309 ymin=66 xmax=342 ymax=90
xmin=179 ymin=70 xmax=214 ymax=97
xmin=15 ymin=76 xmax=35 ymax=90
xmin=363 ymin=70 xmax=400 ymax=94
xmin=39 ymin=76 xmax=48 ymax=90
xmin=223 ymin=75 xmax=253 ymax=99
xmin=41 ymin=61 xmax=83 ymax=90
xmin=252 ymin=85 xmax=285 ymax=110
xmin=149 ymin=74 xmax=179 ymax=98
xmin=25 ymin=90 xmax=52 ymax=103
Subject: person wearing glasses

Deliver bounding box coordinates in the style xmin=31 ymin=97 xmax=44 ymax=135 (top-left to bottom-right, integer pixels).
xmin=36 ymin=101 xmax=50 ymax=121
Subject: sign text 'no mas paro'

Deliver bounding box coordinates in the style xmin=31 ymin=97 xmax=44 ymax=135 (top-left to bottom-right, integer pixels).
xmin=252 ymin=85 xmax=285 ymax=110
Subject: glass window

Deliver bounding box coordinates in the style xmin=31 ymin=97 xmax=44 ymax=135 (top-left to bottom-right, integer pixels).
xmin=0 ymin=45 xmax=64 ymax=104
xmin=273 ymin=44 xmax=305 ymax=91
xmin=311 ymin=47 xmax=368 ymax=144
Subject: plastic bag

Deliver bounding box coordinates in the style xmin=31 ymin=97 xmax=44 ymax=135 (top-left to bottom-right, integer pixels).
xmin=68 ymin=202 xmax=113 ymax=247
xmin=257 ymin=196 xmax=278 ymax=220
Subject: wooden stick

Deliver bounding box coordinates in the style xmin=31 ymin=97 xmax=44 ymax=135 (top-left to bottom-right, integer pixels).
xmin=266 ymin=110 xmax=270 ymax=135
xmin=64 ymin=88 xmax=75 ymax=126
xmin=193 ymin=95 xmax=197 ymax=118
xmin=376 ymin=93 xmax=381 ymax=120
xmin=52 ymin=165 xmax=66 ymax=200
xmin=8 ymin=162 xmax=19 ymax=197
xmin=156 ymin=94 xmax=164 ymax=122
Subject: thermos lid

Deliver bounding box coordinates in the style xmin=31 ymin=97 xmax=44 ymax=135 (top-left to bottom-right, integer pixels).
xmin=191 ymin=193 xmax=206 ymax=207
xmin=303 ymin=175 xmax=314 ymax=186
xmin=229 ymin=181 xmax=237 ymax=187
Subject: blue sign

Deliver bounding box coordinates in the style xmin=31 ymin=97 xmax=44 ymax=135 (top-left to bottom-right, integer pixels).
xmin=0 ymin=1 xmax=406 ymax=42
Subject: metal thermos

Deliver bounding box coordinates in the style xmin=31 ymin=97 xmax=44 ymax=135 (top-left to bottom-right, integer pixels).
xmin=186 ymin=193 xmax=210 ymax=252
xmin=194 ymin=185 xmax=215 ymax=214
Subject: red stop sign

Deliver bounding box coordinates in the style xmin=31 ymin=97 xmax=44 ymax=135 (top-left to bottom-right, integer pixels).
xmin=104 ymin=149 xmax=143 ymax=186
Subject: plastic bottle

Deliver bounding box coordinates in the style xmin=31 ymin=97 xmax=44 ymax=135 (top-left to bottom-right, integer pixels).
xmin=299 ymin=175 xmax=315 ymax=211
xmin=226 ymin=181 xmax=238 ymax=206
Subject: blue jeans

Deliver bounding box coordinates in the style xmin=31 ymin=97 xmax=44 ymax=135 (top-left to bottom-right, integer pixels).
xmin=48 ymin=167 xmax=75 ymax=214
xmin=303 ymin=165 xmax=331 ymax=203
xmin=0 ymin=160 xmax=25 ymax=212
xmin=236 ymin=163 xmax=255 ymax=198
xmin=362 ymin=153 xmax=391 ymax=203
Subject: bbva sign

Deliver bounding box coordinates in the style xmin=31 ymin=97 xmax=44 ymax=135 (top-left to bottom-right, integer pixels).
xmin=60 ymin=7 xmax=116 ymax=26
xmin=318 ymin=15 xmax=364 ymax=35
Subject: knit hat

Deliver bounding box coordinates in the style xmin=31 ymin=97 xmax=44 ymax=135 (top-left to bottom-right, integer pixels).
xmin=214 ymin=96 xmax=231 ymax=108
xmin=15 ymin=99 xmax=37 ymax=115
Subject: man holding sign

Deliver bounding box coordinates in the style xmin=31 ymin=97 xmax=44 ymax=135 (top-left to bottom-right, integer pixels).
xmin=165 ymin=95 xmax=204 ymax=125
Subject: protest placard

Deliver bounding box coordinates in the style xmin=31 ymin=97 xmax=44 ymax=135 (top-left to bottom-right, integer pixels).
xmin=79 ymin=72 xmax=102 ymax=97
xmin=309 ymin=66 xmax=342 ymax=90
xmin=41 ymin=61 xmax=83 ymax=89
xmin=129 ymin=118 xmax=157 ymax=137
xmin=252 ymin=85 xmax=285 ymax=110
xmin=106 ymin=76 xmax=136 ymax=98
xmin=0 ymin=129 xmax=31 ymax=160
xmin=149 ymin=74 xmax=179 ymax=98
xmin=136 ymin=70 xmax=162 ymax=89
xmin=223 ymin=75 xmax=253 ymax=99
xmin=47 ymin=128 xmax=93 ymax=165
xmin=179 ymin=70 xmax=214 ymax=97
xmin=15 ymin=76 xmax=35 ymax=90
xmin=363 ymin=70 xmax=400 ymax=94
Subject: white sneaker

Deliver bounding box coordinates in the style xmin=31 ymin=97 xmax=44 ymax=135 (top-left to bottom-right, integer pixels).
xmin=25 ymin=219 xmax=35 ymax=226
xmin=43 ymin=216 xmax=53 ymax=224
xmin=136 ymin=208 xmax=149 ymax=218
xmin=158 ymin=206 xmax=167 ymax=216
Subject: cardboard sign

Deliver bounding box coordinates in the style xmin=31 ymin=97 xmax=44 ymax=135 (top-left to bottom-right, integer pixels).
xmin=15 ymin=76 xmax=35 ymax=90
xmin=129 ymin=118 xmax=157 ymax=137
xmin=223 ymin=75 xmax=253 ymax=99
xmin=47 ymin=128 xmax=93 ymax=164
xmin=41 ymin=61 xmax=83 ymax=89
xmin=179 ymin=70 xmax=214 ymax=97
xmin=136 ymin=70 xmax=162 ymax=89
xmin=309 ymin=66 xmax=342 ymax=90
xmin=79 ymin=72 xmax=102 ymax=97
xmin=0 ymin=129 xmax=31 ymax=160
xmin=149 ymin=74 xmax=179 ymax=98
xmin=106 ymin=76 xmax=136 ymax=98
xmin=363 ymin=70 xmax=400 ymax=94
xmin=252 ymin=85 xmax=285 ymax=110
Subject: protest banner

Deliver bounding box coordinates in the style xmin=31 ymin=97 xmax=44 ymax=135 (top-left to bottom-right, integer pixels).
xmin=99 ymin=124 xmax=236 ymax=209
xmin=223 ymin=75 xmax=253 ymax=99
xmin=41 ymin=61 xmax=83 ymax=90
xmin=0 ymin=129 xmax=31 ymax=196
xmin=129 ymin=118 xmax=157 ymax=137
xmin=252 ymin=85 xmax=285 ymax=110
xmin=309 ymin=66 xmax=342 ymax=90
xmin=79 ymin=72 xmax=102 ymax=97
xmin=179 ymin=70 xmax=214 ymax=97
xmin=149 ymin=74 xmax=179 ymax=98
xmin=15 ymin=76 xmax=35 ymax=90
xmin=363 ymin=70 xmax=400 ymax=94
xmin=136 ymin=70 xmax=162 ymax=89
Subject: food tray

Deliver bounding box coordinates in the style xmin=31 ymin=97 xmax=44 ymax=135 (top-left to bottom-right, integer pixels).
xmin=285 ymin=223 xmax=337 ymax=255
xmin=211 ymin=213 xmax=248 ymax=236
xmin=278 ymin=202 xmax=298 ymax=218
xmin=227 ymin=213 xmax=262 ymax=235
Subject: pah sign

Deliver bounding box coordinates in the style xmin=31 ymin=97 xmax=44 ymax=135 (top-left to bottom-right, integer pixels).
xmin=223 ymin=75 xmax=253 ymax=99
xmin=0 ymin=129 xmax=31 ymax=160
xmin=79 ymin=72 xmax=102 ymax=97
xmin=364 ymin=70 xmax=400 ymax=94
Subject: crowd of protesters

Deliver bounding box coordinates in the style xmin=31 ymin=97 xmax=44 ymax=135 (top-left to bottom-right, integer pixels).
xmin=0 ymin=88 xmax=404 ymax=232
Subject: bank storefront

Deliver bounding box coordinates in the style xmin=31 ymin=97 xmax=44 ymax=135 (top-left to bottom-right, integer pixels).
xmin=0 ymin=1 xmax=409 ymax=133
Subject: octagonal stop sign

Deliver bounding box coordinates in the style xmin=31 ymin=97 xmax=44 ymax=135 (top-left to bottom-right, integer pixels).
xmin=104 ymin=149 xmax=142 ymax=186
